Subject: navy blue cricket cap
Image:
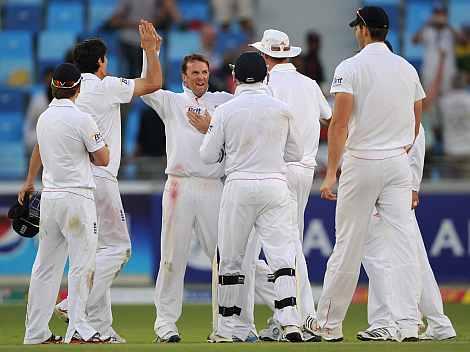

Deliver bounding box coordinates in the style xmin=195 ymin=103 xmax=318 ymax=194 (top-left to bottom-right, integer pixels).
xmin=233 ymin=52 xmax=267 ymax=84
xmin=349 ymin=6 xmax=389 ymax=29
xmin=51 ymin=63 xmax=81 ymax=89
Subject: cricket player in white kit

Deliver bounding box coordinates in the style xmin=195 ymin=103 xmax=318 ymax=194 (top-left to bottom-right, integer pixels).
xmin=54 ymin=21 xmax=163 ymax=342
xmin=140 ymin=52 xmax=232 ymax=342
xmin=20 ymin=63 xmax=110 ymax=344
xmin=249 ymin=29 xmax=332 ymax=341
xmin=310 ymin=6 xmax=426 ymax=342
xmin=358 ymin=124 xmax=456 ymax=341
xmin=200 ymin=52 xmax=304 ymax=343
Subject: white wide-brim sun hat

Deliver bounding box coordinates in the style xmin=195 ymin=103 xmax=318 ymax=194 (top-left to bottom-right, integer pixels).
xmin=250 ymin=29 xmax=302 ymax=58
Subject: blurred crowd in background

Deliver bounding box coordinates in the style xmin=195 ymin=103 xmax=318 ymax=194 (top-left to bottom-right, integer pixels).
xmin=0 ymin=0 xmax=470 ymax=181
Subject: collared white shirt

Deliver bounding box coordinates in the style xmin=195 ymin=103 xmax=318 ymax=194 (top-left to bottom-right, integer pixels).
xmin=141 ymin=85 xmax=232 ymax=178
xmin=440 ymin=89 xmax=470 ymax=156
xmin=76 ymin=73 xmax=135 ymax=180
xmin=268 ymin=63 xmax=331 ymax=168
xmin=331 ymin=42 xmax=426 ymax=159
xmin=37 ymin=99 xmax=105 ymax=196
xmin=200 ymin=83 xmax=303 ymax=182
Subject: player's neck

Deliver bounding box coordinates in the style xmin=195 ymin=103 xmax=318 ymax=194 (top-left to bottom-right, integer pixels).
xmin=267 ymin=59 xmax=289 ymax=72
xmin=95 ymin=71 xmax=105 ymax=80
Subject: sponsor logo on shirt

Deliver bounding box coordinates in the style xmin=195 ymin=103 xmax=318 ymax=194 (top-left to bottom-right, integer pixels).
xmin=121 ymin=78 xmax=129 ymax=85
xmin=93 ymin=132 xmax=104 ymax=144
xmin=188 ymin=106 xmax=203 ymax=115
xmin=332 ymin=77 xmax=343 ymax=86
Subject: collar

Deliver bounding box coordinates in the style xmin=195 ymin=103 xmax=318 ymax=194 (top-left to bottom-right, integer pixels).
xmin=361 ymin=42 xmax=389 ymax=53
xmin=81 ymin=72 xmax=100 ymax=81
xmin=49 ymin=98 xmax=75 ymax=107
xmin=182 ymin=83 xmax=208 ymax=100
xmin=270 ymin=63 xmax=297 ymax=73
xmin=235 ymin=82 xmax=270 ymax=96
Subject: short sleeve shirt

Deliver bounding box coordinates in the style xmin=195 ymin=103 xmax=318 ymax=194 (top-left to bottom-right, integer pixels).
xmin=76 ymin=73 xmax=135 ymax=179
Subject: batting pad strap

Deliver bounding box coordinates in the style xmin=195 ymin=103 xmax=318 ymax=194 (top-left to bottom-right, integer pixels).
xmin=268 ymin=268 xmax=296 ymax=283
xmin=274 ymin=297 xmax=297 ymax=310
xmin=218 ymin=306 xmax=242 ymax=317
xmin=218 ymin=274 xmax=245 ymax=285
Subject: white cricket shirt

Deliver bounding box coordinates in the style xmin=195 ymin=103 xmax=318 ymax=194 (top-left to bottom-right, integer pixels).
xmin=76 ymin=73 xmax=135 ymax=180
xmin=268 ymin=63 xmax=331 ymax=168
xmin=200 ymin=83 xmax=303 ymax=182
xmin=37 ymin=99 xmax=105 ymax=198
xmin=331 ymin=42 xmax=426 ymax=159
xmin=141 ymin=85 xmax=232 ymax=178
xmin=440 ymin=90 xmax=470 ymax=156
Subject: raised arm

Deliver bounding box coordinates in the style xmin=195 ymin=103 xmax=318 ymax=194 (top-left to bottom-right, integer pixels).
xmin=133 ymin=20 xmax=162 ymax=96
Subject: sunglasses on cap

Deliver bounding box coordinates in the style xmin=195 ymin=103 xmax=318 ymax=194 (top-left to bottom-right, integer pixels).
xmin=356 ymin=8 xmax=367 ymax=27
xmin=51 ymin=76 xmax=82 ymax=89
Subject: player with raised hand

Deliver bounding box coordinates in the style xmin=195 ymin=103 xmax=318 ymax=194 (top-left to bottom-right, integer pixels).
xmin=19 ymin=20 xmax=163 ymax=343
xmin=55 ymin=20 xmax=162 ymax=343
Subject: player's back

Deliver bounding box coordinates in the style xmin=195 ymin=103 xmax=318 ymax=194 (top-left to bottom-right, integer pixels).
xmin=76 ymin=73 xmax=134 ymax=178
xmin=331 ymin=42 xmax=424 ymax=154
xmin=217 ymin=84 xmax=301 ymax=180
xmin=37 ymin=99 xmax=97 ymax=191
xmin=268 ymin=64 xmax=331 ymax=167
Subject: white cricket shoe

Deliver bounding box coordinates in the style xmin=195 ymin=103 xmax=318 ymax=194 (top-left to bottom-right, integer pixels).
xmin=304 ymin=317 xmax=343 ymax=342
xmin=357 ymin=327 xmax=398 ymax=341
xmin=397 ymin=327 xmax=418 ymax=342
xmin=259 ymin=317 xmax=282 ymax=341
xmin=419 ymin=327 xmax=456 ymax=341
xmin=207 ymin=332 xmax=233 ymax=343
xmin=233 ymin=331 xmax=259 ymax=343
xmin=109 ymin=333 xmax=127 ymax=344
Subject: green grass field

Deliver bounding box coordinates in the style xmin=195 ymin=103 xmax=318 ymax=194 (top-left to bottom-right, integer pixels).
xmin=0 ymin=304 xmax=469 ymax=351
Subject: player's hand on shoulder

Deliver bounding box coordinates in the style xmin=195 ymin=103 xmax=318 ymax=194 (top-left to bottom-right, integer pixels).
xmin=188 ymin=110 xmax=212 ymax=134
xmin=320 ymin=173 xmax=337 ymax=201
xmin=18 ymin=182 xmax=35 ymax=205
xmin=139 ymin=19 xmax=158 ymax=52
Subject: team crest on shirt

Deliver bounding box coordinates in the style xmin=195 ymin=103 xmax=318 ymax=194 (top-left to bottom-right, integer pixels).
xmin=121 ymin=78 xmax=129 ymax=85
xmin=332 ymin=77 xmax=343 ymax=86
xmin=93 ymin=132 xmax=103 ymax=143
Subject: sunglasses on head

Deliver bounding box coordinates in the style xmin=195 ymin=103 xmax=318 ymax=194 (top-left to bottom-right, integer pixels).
xmin=356 ymin=9 xmax=367 ymax=27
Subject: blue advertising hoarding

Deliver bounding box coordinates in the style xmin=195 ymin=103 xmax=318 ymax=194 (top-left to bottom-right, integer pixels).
xmin=1 ymin=192 xmax=469 ymax=284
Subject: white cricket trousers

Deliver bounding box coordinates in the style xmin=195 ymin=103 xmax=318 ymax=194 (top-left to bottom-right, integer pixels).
xmin=154 ymin=175 xmax=223 ymax=339
xmin=363 ymin=211 xmax=455 ymax=336
xmin=56 ymin=176 xmax=131 ymax=336
xmin=249 ymin=165 xmax=316 ymax=322
xmin=24 ymin=192 xmax=98 ymax=344
xmin=316 ymin=153 xmax=420 ymax=337
xmin=216 ymin=179 xmax=300 ymax=340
